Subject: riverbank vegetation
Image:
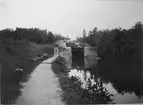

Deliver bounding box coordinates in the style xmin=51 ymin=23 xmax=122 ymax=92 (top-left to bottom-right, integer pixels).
xmin=52 ymin=55 xmax=114 ymax=104
xmin=0 ymin=27 xmax=69 ymax=44
xmin=76 ymin=22 xmax=143 ymax=103
xmin=77 ymin=22 xmax=143 ymax=62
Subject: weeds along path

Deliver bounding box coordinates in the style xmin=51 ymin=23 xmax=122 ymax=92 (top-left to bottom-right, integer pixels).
xmin=14 ymin=53 xmax=66 ymax=105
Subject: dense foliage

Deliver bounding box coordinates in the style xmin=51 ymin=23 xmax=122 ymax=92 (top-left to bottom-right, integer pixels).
xmin=77 ymin=22 xmax=143 ymax=61
xmin=0 ymin=27 xmax=68 ymax=44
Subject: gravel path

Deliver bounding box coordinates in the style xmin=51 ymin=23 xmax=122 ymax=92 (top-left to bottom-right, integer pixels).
xmin=15 ymin=54 xmax=65 ymax=105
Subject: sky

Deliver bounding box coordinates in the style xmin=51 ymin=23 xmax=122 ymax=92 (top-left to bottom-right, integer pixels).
xmin=0 ymin=0 xmax=143 ymax=40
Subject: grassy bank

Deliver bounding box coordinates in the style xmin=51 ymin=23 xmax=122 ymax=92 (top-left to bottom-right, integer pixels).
xmin=52 ymin=55 xmax=113 ymax=104
xmin=0 ymin=42 xmax=54 ymax=104
xmin=52 ymin=56 xmax=85 ymax=104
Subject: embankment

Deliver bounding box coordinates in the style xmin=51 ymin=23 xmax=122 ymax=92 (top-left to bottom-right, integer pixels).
xmin=51 ymin=50 xmax=101 ymax=104
xmin=0 ymin=42 xmax=54 ymax=104
xmin=51 ymin=46 xmax=114 ymax=104
xmin=52 ymin=56 xmax=85 ymax=104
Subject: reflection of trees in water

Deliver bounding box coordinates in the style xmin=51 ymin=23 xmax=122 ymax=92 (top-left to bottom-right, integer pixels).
xmin=97 ymin=59 xmax=143 ymax=98
xmin=71 ymin=67 xmax=114 ymax=104
xmin=71 ymin=48 xmax=84 ymax=68
xmin=71 ymin=47 xmax=142 ymax=103
xmin=71 ymin=46 xmax=143 ymax=103
xmin=81 ymin=78 xmax=114 ymax=104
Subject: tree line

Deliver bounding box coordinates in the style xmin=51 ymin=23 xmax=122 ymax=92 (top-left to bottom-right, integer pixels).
xmin=0 ymin=27 xmax=68 ymax=44
xmin=77 ymin=22 xmax=143 ymax=62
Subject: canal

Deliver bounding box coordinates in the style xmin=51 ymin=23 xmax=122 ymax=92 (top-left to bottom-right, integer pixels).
xmin=8 ymin=46 xmax=143 ymax=104
xmin=67 ymin=47 xmax=143 ymax=104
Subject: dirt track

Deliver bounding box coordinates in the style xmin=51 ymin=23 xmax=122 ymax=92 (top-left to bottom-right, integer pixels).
xmin=15 ymin=53 xmax=65 ymax=105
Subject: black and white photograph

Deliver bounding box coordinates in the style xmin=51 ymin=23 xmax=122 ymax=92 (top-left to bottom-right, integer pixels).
xmin=0 ymin=0 xmax=143 ymax=104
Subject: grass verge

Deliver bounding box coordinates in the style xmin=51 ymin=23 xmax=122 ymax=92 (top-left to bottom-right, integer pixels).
xmin=52 ymin=56 xmax=86 ymax=104
xmin=0 ymin=42 xmax=54 ymax=104
xmin=51 ymin=55 xmax=114 ymax=104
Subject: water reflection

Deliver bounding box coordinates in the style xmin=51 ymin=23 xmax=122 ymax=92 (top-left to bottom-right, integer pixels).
xmin=84 ymin=47 xmax=98 ymax=68
xmin=70 ymin=47 xmax=143 ymax=104
xmin=72 ymin=48 xmax=84 ymax=68
xmin=98 ymin=59 xmax=143 ymax=99
xmin=69 ymin=68 xmax=114 ymax=104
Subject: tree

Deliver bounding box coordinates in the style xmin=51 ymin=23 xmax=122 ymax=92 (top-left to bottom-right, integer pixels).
xmin=83 ymin=29 xmax=87 ymax=43
xmin=47 ymin=31 xmax=54 ymax=43
xmin=132 ymin=21 xmax=143 ymax=30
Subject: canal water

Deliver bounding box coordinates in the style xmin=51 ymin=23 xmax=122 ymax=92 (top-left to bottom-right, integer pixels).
xmin=68 ymin=47 xmax=143 ymax=104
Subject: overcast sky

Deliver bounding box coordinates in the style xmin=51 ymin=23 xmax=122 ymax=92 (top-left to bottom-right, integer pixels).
xmin=0 ymin=0 xmax=143 ymax=40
